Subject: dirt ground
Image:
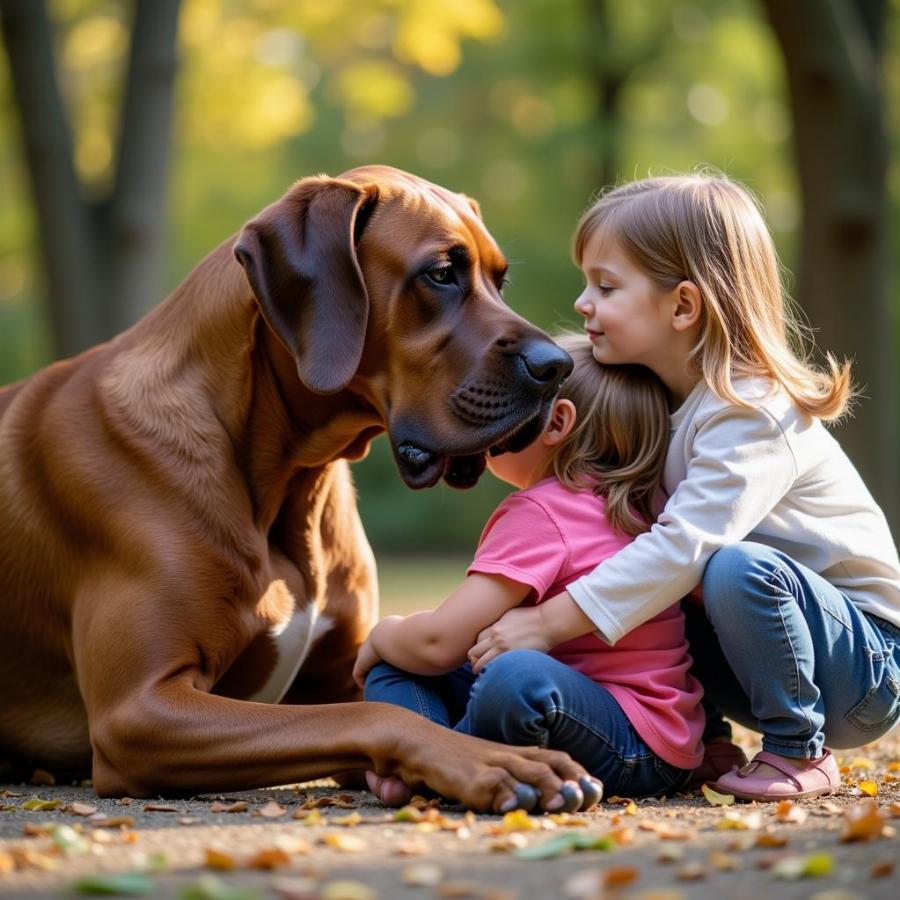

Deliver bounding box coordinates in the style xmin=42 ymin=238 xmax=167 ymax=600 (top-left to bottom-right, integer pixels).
xmin=1 ymin=727 xmax=898 ymax=900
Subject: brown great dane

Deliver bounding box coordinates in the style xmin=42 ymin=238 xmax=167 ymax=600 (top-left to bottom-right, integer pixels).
xmin=0 ymin=165 xmax=589 ymax=812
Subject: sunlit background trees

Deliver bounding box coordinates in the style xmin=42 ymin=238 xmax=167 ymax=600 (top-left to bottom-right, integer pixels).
xmin=2 ymin=0 xmax=898 ymax=558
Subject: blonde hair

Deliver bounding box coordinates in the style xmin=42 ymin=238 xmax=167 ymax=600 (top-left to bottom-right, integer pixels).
xmin=573 ymin=174 xmax=853 ymax=420
xmin=549 ymin=333 xmax=669 ymax=536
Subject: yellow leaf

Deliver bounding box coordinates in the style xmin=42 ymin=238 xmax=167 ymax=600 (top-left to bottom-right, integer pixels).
xmin=331 ymin=811 xmax=363 ymax=827
xmin=321 ymin=880 xmax=377 ymax=900
xmin=204 ymin=848 xmax=237 ymax=870
xmin=701 ymin=784 xmax=735 ymax=806
xmin=716 ymin=811 xmax=762 ymax=831
xmin=841 ymin=798 xmax=886 ymax=842
xmin=858 ymin=780 xmax=878 ymax=797
xmin=848 ymin=756 xmax=876 ymax=770
xmin=499 ymin=809 xmax=538 ymax=832
xmin=21 ymin=798 xmax=63 ymax=811
xmin=322 ymin=832 xmax=366 ymax=852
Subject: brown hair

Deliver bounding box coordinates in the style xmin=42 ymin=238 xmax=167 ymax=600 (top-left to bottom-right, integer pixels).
xmin=549 ymin=333 xmax=669 ymax=536
xmin=573 ymin=174 xmax=853 ymax=420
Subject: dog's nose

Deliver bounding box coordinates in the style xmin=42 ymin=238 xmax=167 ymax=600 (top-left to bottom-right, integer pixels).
xmin=520 ymin=339 xmax=573 ymax=389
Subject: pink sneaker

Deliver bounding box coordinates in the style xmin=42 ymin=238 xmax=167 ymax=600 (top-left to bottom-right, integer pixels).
xmin=714 ymin=749 xmax=840 ymax=801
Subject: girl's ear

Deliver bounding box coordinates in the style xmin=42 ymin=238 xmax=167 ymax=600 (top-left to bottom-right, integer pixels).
xmin=672 ymin=280 xmax=703 ymax=332
xmin=544 ymin=398 xmax=577 ymax=445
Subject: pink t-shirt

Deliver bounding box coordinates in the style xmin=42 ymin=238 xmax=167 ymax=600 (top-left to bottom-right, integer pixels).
xmin=467 ymin=477 xmax=705 ymax=770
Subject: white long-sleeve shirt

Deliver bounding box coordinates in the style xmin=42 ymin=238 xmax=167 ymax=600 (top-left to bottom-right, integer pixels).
xmin=568 ymin=377 xmax=900 ymax=644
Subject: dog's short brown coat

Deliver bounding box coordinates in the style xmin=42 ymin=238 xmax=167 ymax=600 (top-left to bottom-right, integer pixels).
xmin=0 ymin=166 xmax=581 ymax=810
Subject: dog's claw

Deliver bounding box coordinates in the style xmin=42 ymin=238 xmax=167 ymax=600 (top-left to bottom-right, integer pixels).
xmin=578 ymin=776 xmax=603 ymax=810
xmin=513 ymin=783 xmax=539 ymax=812
xmin=558 ymin=780 xmax=584 ymax=813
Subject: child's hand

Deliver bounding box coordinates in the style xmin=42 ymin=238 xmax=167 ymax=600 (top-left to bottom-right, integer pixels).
xmin=353 ymin=636 xmax=382 ymax=689
xmin=467 ymin=605 xmax=553 ymax=673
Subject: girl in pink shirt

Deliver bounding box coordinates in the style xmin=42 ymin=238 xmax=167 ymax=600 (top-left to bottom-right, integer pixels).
xmin=354 ymin=335 xmax=704 ymax=807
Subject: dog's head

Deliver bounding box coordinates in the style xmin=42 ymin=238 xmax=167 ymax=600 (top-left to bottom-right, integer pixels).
xmin=234 ymin=165 xmax=572 ymax=489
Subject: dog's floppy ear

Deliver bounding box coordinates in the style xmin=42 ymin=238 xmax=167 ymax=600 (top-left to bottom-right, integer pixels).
xmin=234 ymin=177 xmax=379 ymax=394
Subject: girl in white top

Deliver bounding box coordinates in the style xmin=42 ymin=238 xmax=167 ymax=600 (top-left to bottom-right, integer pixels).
xmin=468 ymin=174 xmax=900 ymax=801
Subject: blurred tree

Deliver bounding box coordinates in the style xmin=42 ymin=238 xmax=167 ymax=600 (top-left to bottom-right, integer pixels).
xmin=762 ymin=0 xmax=898 ymax=529
xmin=0 ymin=0 xmax=181 ymax=357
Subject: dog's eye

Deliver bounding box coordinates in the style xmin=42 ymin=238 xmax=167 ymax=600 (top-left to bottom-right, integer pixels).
xmin=425 ymin=265 xmax=455 ymax=287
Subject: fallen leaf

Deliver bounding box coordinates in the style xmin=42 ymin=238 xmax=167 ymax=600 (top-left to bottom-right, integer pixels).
xmin=639 ymin=821 xmax=693 ymax=840
xmin=269 ymin=876 xmax=320 ymax=900
xmin=205 ymin=848 xmax=238 ymax=871
xmin=841 ymin=798 xmax=887 ymax=842
xmin=888 ymin=802 xmax=900 ymax=818
xmin=755 ymin=832 xmax=789 ymax=848
xmin=180 ymin=874 xmax=261 ymax=899
xmin=604 ymin=866 xmax=639 ymax=887
xmin=142 ymin=803 xmax=178 ymax=813
xmin=210 ymin=801 xmax=248 ymax=814
xmin=180 ymin=817 xmax=202 ymax=825
xmin=435 ymin=882 xmax=481 ymax=898
xmin=321 ymin=832 xmax=366 ymax=851
xmin=331 ymin=811 xmax=363 ymax=827
xmin=299 ymin=795 xmax=356 ymax=810
xmin=118 ymin=797 xmax=134 ymax=806
xmin=402 ymin=862 xmax=444 ymax=886
xmin=708 ymin=850 xmax=741 ymax=871
xmin=22 ymin=797 xmax=63 ymax=811
xmin=0 ymin=790 xmax=22 ymax=798
xmin=514 ymin=831 xmax=616 ymax=860
xmin=53 ymin=824 xmax=90 ymax=855
xmin=497 ymin=809 xmax=538 ymax=833
xmin=774 ymin=800 xmax=807 ymax=824
xmin=70 ymin=802 xmax=98 ymax=817
xmin=0 ymin=851 xmax=15 ymax=874
xmin=22 ymin=821 xmax=53 ymax=837
xmin=675 ymin=862 xmax=706 ymax=881
xmin=293 ymin=808 xmax=324 ymax=825
xmin=716 ymin=810 xmax=762 ymax=831
xmin=394 ymin=838 xmax=429 ymax=855
xmin=771 ymin=851 xmax=834 ymax=880
xmin=255 ymin=801 xmax=288 ymax=819
xmin=246 ymin=847 xmax=292 ymax=870
xmin=73 ymin=872 xmax=156 ymax=894
xmin=870 ymin=859 xmax=894 ymax=878
xmin=857 ymin=780 xmax=878 ymax=797
xmin=489 ymin=833 xmax=528 ymax=851
xmin=321 ymin=881 xmax=377 ymax=900
xmin=701 ymin=784 xmax=735 ymax=806
xmin=847 ymin=756 xmax=876 ymax=770
xmin=656 ymin=844 xmax=685 ymax=863
xmin=90 ymin=816 xmax=135 ymax=829
xmin=818 ymin=800 xmax=842 ymax=814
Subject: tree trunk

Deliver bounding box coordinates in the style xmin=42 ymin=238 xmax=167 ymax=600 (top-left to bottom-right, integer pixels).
xmin=104 ymin=0 xmax=181 ymax=332
xmin=0 ymin=0 xmax=181 ymax=357
xmin=762 ymin=0 xmax=898 ymax=530
xmin=0 ymin=0 xmax=102 ymax=358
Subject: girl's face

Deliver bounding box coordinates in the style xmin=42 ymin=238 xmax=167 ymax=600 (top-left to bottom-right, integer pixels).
xmin=574 ymin=229 xmax=674 ymax=368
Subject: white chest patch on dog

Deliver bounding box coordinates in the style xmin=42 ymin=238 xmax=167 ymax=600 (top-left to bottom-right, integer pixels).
xmin=246 ymin=604 xmax=337 ymax=704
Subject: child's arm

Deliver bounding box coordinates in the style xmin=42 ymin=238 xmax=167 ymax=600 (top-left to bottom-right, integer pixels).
xmin=468 ymin=590 xmax=592 ymax=673
xmin=358 ymin=573 xmax=531 ymax=680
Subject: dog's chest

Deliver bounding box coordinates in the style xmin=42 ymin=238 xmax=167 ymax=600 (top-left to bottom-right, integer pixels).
xmin=247 ymin=599 xmax=336 ymax=704
xmin=220 ymin=576 xmax=335 ymax=705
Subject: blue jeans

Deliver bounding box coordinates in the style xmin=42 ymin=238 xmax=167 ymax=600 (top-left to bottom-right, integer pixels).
xmin=687 ymin=541 xmax=900 ymax=758
xmin=364 ymin=649 xmax=692 ymax=798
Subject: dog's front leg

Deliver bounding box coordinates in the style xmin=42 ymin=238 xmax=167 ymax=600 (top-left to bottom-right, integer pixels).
xmin=72 ymin=575 xmax=590 ymax=810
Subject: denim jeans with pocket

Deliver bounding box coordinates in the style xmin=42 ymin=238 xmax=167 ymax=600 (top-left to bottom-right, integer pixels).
xmin=365 ymin=648 xmax=692 ymax=798
xmin=686 ymin=541 xmax=900 ymax=758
